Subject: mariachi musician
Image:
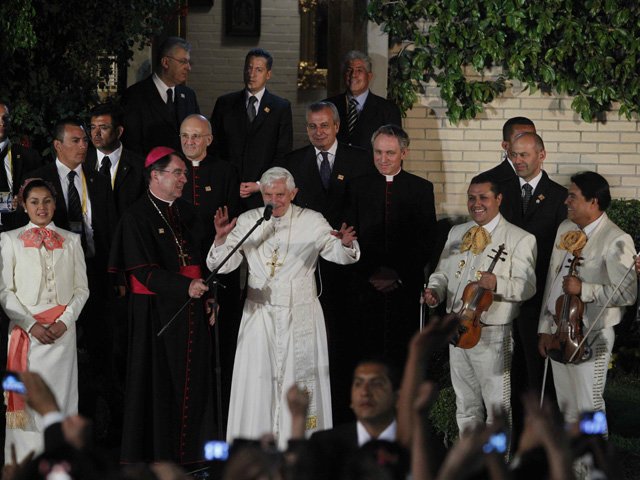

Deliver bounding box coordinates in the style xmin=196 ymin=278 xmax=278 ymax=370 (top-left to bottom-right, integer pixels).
xmin=538 ymin=171 xmax=636 ymax=425
xmin=424 ymin=173 xmax=536 ymax=434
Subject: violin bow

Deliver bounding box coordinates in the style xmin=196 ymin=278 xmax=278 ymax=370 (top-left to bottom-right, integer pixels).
xmin=567 ymin=253 xmax=638 ymax=363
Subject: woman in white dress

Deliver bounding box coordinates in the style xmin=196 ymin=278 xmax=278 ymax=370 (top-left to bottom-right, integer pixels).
xmin=0 ymin=178 xmax=89 ymax=460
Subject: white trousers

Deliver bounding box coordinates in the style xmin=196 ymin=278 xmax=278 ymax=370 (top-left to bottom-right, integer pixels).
xmin=449 ymin=325 xmax=512 ymax=434
xmin=550 ymin=327 xmax=614 ymax=424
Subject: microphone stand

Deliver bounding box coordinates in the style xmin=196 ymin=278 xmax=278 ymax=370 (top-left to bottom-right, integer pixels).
xmin=158 ymin=208 xmax=272 ymax=336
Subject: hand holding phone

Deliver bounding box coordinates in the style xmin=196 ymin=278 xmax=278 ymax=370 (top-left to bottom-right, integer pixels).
xmin=482 ymin=431 xmax=507 ymax=454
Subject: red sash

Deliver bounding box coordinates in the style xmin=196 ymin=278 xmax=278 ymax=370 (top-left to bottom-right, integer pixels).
xmin=129 ymin=265 xmax=203 ymax=295
xmin=6 ymin=305 xmax=66 ymax=428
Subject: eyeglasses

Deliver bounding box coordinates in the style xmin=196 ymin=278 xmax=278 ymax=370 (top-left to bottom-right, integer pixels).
xmin=179 ymin=133 xmax=210 ymax=141
xmin=158 ymin=169 xmax=189 ymax=179
xmin=89 ymin=124 xmax=113 ymax=132
xmin=166 ymin=56 xmax=192 ymax=66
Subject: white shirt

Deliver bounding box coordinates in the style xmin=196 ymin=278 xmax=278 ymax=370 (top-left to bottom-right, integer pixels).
xmin=246 ymin=88 xmax=266 ymax=117
xmin=55 ymin=159 xmax=94 ymax=257
xmin=356 ymin=419 xmax=397 ymax=446
xmin=519 ymin=170 xmax=543 ymax=194
xmin=95 ymin=143 xmax=122 ymax=188
xmin=314 ymin=140 xmax=338 ymax=171
xmin=153 ymin=73 xmax=174 ymax=104
xmin=349 ymin=90 xmax=370 ymax=114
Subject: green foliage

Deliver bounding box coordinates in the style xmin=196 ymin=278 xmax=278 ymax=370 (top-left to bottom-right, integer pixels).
xmin=0 ymin=0 xmax=177 ymax=153
xmin=429 ymin=385 xmax=458 ymax=445
xmin=607 ymin=199 xmax=640 ymax=251
xmin=367 ymin=0 xmax=640 ymax=123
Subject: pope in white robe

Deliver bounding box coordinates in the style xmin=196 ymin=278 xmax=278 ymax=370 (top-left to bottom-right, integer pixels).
xmin=207 ymin=167 xmax=360 ymax=449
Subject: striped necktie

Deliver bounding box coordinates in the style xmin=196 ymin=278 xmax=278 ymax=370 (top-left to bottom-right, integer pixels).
xmin=347 ymin=98 xmax=358 ymax=134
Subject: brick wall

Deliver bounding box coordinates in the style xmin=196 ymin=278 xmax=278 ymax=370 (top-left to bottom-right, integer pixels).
xmin=404 ymin=80 xmax=640 ymax=219
xmin=187 ymin=0 xmax=326 ymax=149
xmin=186 ymin=6 xmax=639 ymax=220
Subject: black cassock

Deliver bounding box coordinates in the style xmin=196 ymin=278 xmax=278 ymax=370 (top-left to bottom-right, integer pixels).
xmin=108 ymin=192 xmax=215 ymax=465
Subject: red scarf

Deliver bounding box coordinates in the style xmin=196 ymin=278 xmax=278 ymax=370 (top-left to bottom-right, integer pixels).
xmin=19 ymin=227 xmax=65 ymax=250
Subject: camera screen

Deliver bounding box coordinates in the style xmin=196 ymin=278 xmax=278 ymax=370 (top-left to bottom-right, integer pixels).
xmin=482 ymin=432 xmax=507 ymax=454
xmin=2 ymin=372 xmax=26 ymax=394
xmin=204 ymin=440 xmax=229 ymax=461
xmin=579 ymin=411 xmax=607 ymax=435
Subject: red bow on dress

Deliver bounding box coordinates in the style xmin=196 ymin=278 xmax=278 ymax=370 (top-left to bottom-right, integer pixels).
xmin=19 ymin=227 xmax=65 ymax=250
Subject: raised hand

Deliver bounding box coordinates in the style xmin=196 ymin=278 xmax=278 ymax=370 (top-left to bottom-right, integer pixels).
xmin=331 ymin=222 xmax=357 ymax=247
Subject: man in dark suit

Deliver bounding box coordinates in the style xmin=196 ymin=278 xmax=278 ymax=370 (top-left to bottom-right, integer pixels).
xmin=122 ymin=37 xmax=200 ymax=156
xmin=349 ymin=125 xmax=437 ymax=371
xmin=29 ymin=119 xmax=117 ymax=433
xmin=325 ymin=50 xmax=402 ymax=152
xmin=0 ymin=101 xmax=44 ymax=231
xmin=483 ymin=123 xmax=567 ymax=447
xmin=310 ymin=359 xmax=399 ymax=478
xmin=281 ymin=101 xmax=372 ymax=424
xmin=210 ymin=48 xmax=293 ymax=211
xmin=87 ymin=103 xmax=145 ymax=220
xmin=482 ymin=116 xmax=536 ymax=182
xmin=281 ymin=101 xmax=371 ymax=229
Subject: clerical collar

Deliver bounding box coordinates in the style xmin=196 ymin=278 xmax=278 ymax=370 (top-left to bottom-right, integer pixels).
xmin=519 ymin=170 xmax=542 ymax=191
xmin=149 ymin=189 xmax=174 ymax=206
xmin=476 ymin=213 xmax=501 ymax=235
xmin=383 ymin=169 xmax=402 ymax=182
xmin=190 ymin=160 xmax=201 ymax=167
xmin=581 ymin=213 xmax=605 ymax=238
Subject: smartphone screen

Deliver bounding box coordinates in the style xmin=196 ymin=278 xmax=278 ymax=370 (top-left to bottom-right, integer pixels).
xmin=204 ymin=440 xmax=229 ymax=461
xmin=482 ymin=431 xmax=507 ymax=454
xmin=579 ymin=411 xmax=607 ymax=435
xmin=2 ymin=372 xmax=26 ymax=394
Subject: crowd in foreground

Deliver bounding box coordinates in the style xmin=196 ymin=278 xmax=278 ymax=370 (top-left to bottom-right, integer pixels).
xmin=1 ymin=314 xmax=623 ymax=480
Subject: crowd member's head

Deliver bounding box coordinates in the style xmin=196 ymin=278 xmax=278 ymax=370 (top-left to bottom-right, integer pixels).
xmin=0 ymin=101 xmax=11 ymax=142
xmin=52 ymin=119 xmax=88 ymax=169
xmin=350 ymin=359 xmax=399 ymax=431
xmin=244 ymin=48 xmax=273 ymax=95
xmin=305 ymin=102 xmax=340 ymax=152
xmin=371 ymin=124 xmax=409 ymax=176
xmin=180 ymin=114 xmax=213 ymax=162
xmin=508 ymin=132 xmax=546 ymax=182
xmin=89 ymin=103 xmax=124 ymax=155
xmin=144 ymin=147 xmax=188 ymax=202
xmin=156 ymin=36 xmax=192 ymax=87
xmin=20 ymin=178 xmax=56 ymax=227
xmin=501 ymin=116 xmax=536 ymax=155
xmin=342 ymin=50 xmax=373 ymax=97
xmin=567 ymin=171 xmax=611 ymax=228
xmin=259 ymin=167 xmax=298 ymax=218
xmin=467 ymin=173 xmax=502 ymax=226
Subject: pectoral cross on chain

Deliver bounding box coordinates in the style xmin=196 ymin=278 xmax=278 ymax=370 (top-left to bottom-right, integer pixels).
xmin=267 ymin=249 xmax=283 ymax=277
xmin=178 ymin=251 xmax=189 ymax=267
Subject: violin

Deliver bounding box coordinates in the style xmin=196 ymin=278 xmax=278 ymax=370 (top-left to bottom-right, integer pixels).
xmin=450 ymin=244 xmax=506 ymax=349
xmin=547 ymin=255 xmax=592 ymax=364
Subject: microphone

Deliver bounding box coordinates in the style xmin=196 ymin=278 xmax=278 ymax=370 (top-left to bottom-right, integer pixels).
xmin=263 ymin=203 xmax=274 ymax=221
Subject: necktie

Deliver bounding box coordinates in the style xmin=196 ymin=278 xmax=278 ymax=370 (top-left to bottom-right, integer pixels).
xmin=461 ymin=226 xmax=491 ymax=255
xmin=319 ymin=151 xmax=331 ymax=189
xmin=166 ymin=88 xmax=174 ymax=108
xmin=522 ymin=183 xmax=533 ymax=214
xmin=247 ymin=96 xmax=257 ymax=122
xmin=67 ymin=171 xmax=87 ymax=251
xmin=99 ymin=156 xmax=111 ymax=184
xmin=347 ymin=97 xmax=358 ymax=134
